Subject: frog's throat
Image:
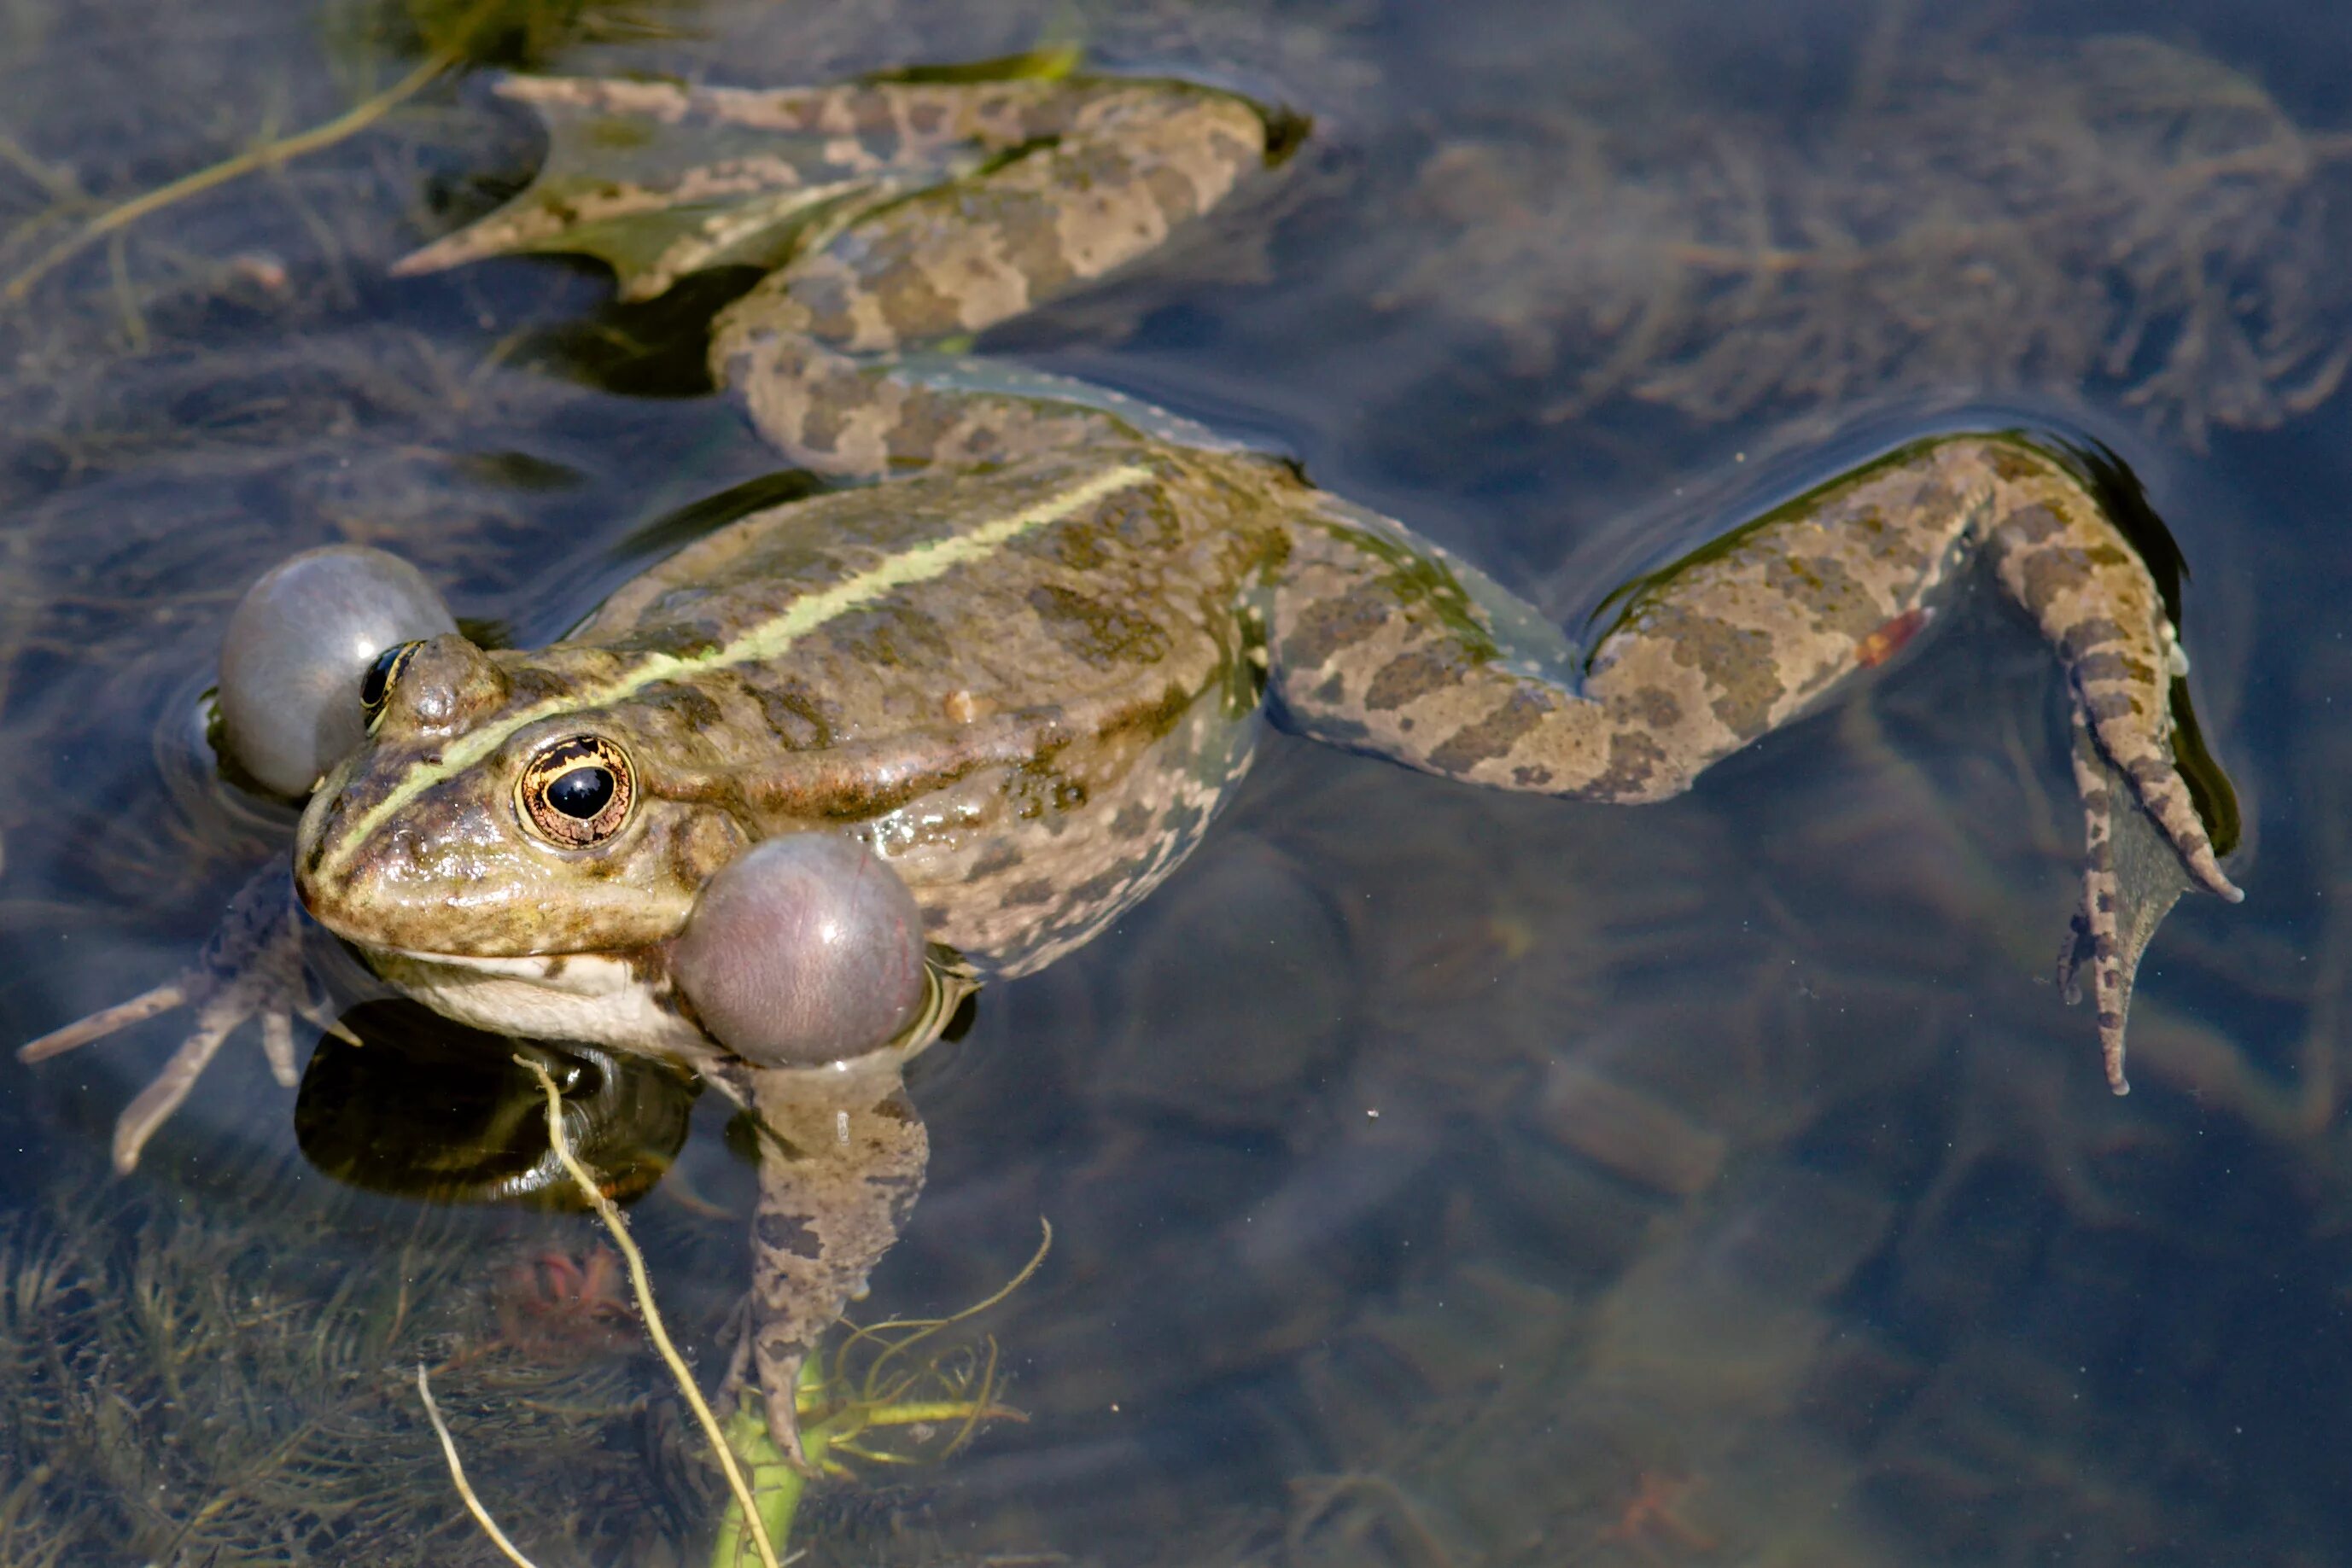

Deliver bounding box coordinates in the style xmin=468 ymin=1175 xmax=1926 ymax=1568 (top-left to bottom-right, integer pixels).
xmin=363 ymin=945 xmax=709 ymax=1059
xmin=312 ymin=462 xmax=1153 ymax=883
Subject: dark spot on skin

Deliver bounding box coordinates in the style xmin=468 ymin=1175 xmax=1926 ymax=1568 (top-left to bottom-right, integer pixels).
xmin=2097 ymin=892 xmax=2116 ymax=913
xmin=1025 ymin=584 xmax=1171 ymax=668
xmin=1513 ymin=765 xmax=1554 ymax=787
xmin=1986 ymin=446 xmax=2048 ymax=482
xmin=785 ymin=269 xmax=864 ymax=346
xmin=1427 ymin=687 xmax=1555 ymax=773
xmin=1761 ymin=553 xmax=1882 ymax=641
xmin=922 ymin=905 xmax=951 ymax=930
xmin=966 ymin=841 xmax=1023 ymax=880
xmin=2083 ymin=691 xmax=2135 ymax=721
xmin=2097 ymin=1010 xmax=2122 ymax=1029
xmin=751 ymin=679 xmax=834 ymax=750
xmin=1363 ymin=645 xmax=1461 ymax=712
xmin=756 ymin=1212 xmax=824 ymax=1260
xmin=1625 ymin=685 xmax=1681 ymax=730
xmin=1999 ymin=504 xmax=2066 ymax=545
xmin=1646 ymin=603 xmax=1785 ymax=739
xmin=1071 ymin=860 xmax=1147 ymax=906
xmin=1111 ymin=801 xmax=1155 ymax=839
xmin=2088 ymin=649 xmax=2154 ymax=686
xmin=1162 ymin=800 xmax=1205 ymax=842
xmin=1589 ymin=730 xmax=1672 ymax=800
xmin=1001 ymin=877 xmax=1057 ymax=908
xmin=2017 ymin=547 xmax=2095 ymax=615
xmin=833 ymin=603 xmax=954 ymax=669
xmin=639 ymin=680 xmax=724 ymax=730
xmin=1282 ymin=585 xmax=1392 ymax=673
xmin=1310 ymin=671 xmax=1346 ymax=707
xmin=2057 ymin=618 xmax=2126 ymax=660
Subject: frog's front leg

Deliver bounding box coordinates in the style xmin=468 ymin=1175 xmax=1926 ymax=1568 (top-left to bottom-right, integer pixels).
xmin=1270 ymin=434 xmax=2240 ymax=1088
xmin=708 ymin=79 xmax=1270 ymax=479
xmin=726 ymin=1066 xmax=929 ymax=1469
xmin=17 ymin=865 xmax=356 ymax=1169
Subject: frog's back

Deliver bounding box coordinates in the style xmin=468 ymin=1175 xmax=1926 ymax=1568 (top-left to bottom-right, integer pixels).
xmin=570 ymin=444 xmax=1290 ymax=775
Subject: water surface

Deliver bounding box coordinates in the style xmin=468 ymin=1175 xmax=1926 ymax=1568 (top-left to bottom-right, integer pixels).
xmin=3 ymin=0 xmax=2350 ymax=1563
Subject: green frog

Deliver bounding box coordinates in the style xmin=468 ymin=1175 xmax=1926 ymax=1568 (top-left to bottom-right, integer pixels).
xmin=21 ymin=68 xmax=2241 ymax=1465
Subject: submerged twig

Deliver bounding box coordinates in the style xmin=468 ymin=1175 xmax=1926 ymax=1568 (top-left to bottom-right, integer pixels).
xmin=416 ymin=1364 xmax=543 ymax=1568
xmin=519 ymin=1055 xmax=782 ymax=1568
xmin=1 ymin=8 xmax=485 ymax=306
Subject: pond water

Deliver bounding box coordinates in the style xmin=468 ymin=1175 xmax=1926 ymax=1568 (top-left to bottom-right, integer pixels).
xmin=3 ymin=0 xmax=2351 ymax=1563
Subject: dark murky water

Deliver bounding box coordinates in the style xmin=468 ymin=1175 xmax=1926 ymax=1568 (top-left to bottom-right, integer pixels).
xmin=3 ymin=0 xmax=2351 ymax=1562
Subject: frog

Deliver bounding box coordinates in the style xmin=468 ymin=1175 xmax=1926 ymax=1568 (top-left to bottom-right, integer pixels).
xmin=19 ymin=67 xmax=2242 ymax=1468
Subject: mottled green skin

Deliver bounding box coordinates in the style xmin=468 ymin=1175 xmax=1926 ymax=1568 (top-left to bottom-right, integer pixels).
xmin=79 ymin=70 xmax=2256 ymax=1464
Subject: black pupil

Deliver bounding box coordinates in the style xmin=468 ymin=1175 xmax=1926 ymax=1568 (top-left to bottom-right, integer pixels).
xmin=360 ymin=644 xmax=408 ymax=714
xmin=546 ymin=765 xmax=615 ymax=819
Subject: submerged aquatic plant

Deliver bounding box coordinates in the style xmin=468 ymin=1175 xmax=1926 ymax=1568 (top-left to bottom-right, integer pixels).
xmin=0 ymin=1151 xmax=698 ymax=1566
xmin=707 ymin=1233 xmax=1042 ymax=1568
xmin=1379 ymin=32 xmax=2352 ymax=444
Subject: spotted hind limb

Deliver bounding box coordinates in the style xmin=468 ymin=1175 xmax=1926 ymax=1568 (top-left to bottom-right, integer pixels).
xmin=723 ymin=1064 xmax=929 ymax=1472
xmin=1268 ymin=434 xmax=2241 ymax=1078
xmin=2059 ymin=690 xmax=2208 ymax=1095
xmin=707 ymin=77 xmax=1274 ymax=479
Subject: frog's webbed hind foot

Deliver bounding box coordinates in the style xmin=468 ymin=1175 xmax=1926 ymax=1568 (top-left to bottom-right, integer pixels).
xmin=17 ymin=866 xmax=349 ymax=1170
xmin=725 ymin=1073 xmax=930 ymax=1472
xmin=2057 ymin=692 xmax=2208 ymax=1095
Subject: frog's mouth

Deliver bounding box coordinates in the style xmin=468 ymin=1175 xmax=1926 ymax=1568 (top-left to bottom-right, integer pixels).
xmin=361 ymin=944 xmax=709 ymax=1060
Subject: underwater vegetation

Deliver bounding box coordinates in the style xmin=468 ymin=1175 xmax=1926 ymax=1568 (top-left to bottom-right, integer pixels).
xmin=0 ymin=1153 xmax=698 ymax=1566
xmin=1377 ymin=31 xmax=2352 ymax=445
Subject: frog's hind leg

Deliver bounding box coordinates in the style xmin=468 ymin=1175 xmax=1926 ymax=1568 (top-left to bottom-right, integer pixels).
xmin=729 ymin=1073 xmax=929 ymax=1469
xmin=709 ymin=79 xmax=1271 ymax=478
xmin=2059 ymin=690 xmax=2202 ymax=1094
xmin=1269 ymin=434 xmax=2239 ymax=1084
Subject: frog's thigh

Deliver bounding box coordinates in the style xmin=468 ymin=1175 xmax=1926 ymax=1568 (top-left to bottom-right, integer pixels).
xmin=711 ymin=85 xmax=1267 ymax=476
xmin=1272 ymin=452 xmax=1986 ymax=801
xmin=726 ymin=84 xmax=1266 ymax=356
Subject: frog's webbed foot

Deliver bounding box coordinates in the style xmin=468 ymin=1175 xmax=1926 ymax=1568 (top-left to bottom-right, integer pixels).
xmin=17 ymin=865 xmax=351 ymax=1170
xmin=2057 ymin=693 xmax=2209 ymax=1095
xmin=720 ymin=1071 xmax=930 ymax=1472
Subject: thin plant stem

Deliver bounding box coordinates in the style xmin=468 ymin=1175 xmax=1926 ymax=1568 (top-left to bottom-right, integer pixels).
xmin=520 ymin=1056 xmax=784 ymax=1568
xmin=416 ymin=1364 xmax=542 ymax=1568
xmin=2 ymin=26 xmax=468 ymax=305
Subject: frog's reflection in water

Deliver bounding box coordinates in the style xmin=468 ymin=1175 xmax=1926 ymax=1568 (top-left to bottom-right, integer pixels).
xmin=291 ymin=1002 xmax=696 ymax=1210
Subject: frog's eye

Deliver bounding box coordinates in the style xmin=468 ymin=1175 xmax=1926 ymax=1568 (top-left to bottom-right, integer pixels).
xmin=517 ymin=734 xmax=636 ymax=848
xmin=359 ymin=641 xmax=424 ymax=732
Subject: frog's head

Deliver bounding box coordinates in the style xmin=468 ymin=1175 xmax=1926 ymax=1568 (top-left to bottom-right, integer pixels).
xmin=294 ymin=633 xmax=752 ymax=1052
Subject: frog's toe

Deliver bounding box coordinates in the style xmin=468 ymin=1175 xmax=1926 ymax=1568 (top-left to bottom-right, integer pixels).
xmin=260 ymin=1009 xmax=298 ymax=1088
xmin=2063 ymin=697 xmax=2203 ymax=1095
xmin=111 ymin=1007 xmax=243 ymax=1172
xmin=761 ymin=1355 xmax=816 ymax=1477
xmin=16 ymin=982 xmax=189 ymax=1064
xmin=2134 ymin=770 xmax=2243 ymax=904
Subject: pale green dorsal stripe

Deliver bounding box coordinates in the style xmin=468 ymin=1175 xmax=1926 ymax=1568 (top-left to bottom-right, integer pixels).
xmin=317 ymin=462 xmax=1153 ymax=879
